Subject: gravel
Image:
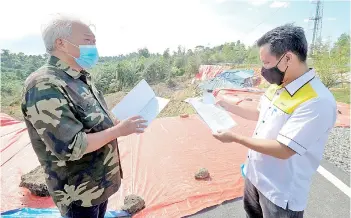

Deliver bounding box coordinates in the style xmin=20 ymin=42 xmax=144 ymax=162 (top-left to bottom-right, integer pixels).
xmin=323 ymin=127 xmax=350 ymax=174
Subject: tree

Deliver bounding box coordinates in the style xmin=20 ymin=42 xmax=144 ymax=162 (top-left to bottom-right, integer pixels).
xmin=245 ymin=46 xmax=260 ymax=65
xmin=185 ymin=55 xmax=199 ymax=78
xmin=1 ymin=32 xmax=348 ymax=108
xmin=331 ymin=33 xmax=350 ymax=73
xmin=163 ymin=48 xmax=170 ymax=59
xmin=312 ymin=38 xmax=339 ymax=88
xmin=138 ymin=48 xmax=150 ymax=58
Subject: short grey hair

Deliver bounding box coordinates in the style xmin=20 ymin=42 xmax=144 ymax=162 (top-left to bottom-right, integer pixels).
xmin=41 ymin=14 xmax=85 ymax=53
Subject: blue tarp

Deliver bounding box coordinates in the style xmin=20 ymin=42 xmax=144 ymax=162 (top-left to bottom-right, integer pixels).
xmin=1 ymin=208 xmax=131 ymax=218
xmin=199 ymin=69 xmax=255 ymax=91
xmin=218 ymin=69 xmax=254 ymax=80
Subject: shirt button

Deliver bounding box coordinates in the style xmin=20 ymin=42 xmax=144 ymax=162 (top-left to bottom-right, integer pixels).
xmin=255 ymin=132 xmax=258 ymax=135
xmin=262 ymin=120 xmax=265 ymax=123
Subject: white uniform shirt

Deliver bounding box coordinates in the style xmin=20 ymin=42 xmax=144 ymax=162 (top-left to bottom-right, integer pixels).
xmin=244 ymin=69 xmax=337 ymax=211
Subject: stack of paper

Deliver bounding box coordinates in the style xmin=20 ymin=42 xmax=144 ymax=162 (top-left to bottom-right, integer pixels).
xmin=111 ymin=79 xmax=170 ymax=126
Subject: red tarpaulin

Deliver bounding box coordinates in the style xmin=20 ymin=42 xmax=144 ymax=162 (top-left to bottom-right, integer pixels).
xmin=195 ymin=65 xmax=232 ymax=81
xmin=195 ymin=65 xmax=263 ymax=87
xmin=1 ymin=88 xmax=349 ymax=217
xmin=1 ymin=112 xmax=255 ymax=217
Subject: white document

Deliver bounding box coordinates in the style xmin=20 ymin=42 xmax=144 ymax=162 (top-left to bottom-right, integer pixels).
xmin=202 ymin=91 xmax=215 ymax=104
xmin=185 ymin=92 xmax=214 ymax=104
xmin=111 ymin=79 xmax=170 ymax=126
xmin=188 ymin=99 xmax=237 ymax=133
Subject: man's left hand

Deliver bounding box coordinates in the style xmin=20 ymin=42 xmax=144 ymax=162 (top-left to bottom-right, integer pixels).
xmin=213 ymin=130 xmax=235 ymax=143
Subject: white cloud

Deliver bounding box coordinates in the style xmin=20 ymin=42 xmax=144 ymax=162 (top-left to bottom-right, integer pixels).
xmin=0 ymin=0 xmax=268 ymax=55
xmin=247 ymin=0 xmax=269 ymax=6
xmin=0 ymin=0 xmax=216 ymax=55
xmin=270 ymin=1 xmax=289 ymax=8
xmin=215 ymin=0 xmax=228 ymax=3
xmin=304 ymin=18 xmax=310 ymax=23
xmin=248 ymin=7 xmax=253 ymax=11
xmin=240 ymin=23 xmax=275 ymax=46
xmin=326 ymin=17 xmax=337 ymax=21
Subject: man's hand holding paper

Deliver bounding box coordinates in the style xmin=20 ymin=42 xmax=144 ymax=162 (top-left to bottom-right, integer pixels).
xmin=187 ymin=96 xmax=237 ymax=133
xmin=115 ymin=116 xmax=148 ymax=136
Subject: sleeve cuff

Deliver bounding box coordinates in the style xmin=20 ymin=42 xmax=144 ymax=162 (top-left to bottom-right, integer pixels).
xmin=68 ymin=131 xmax=88 ymax=161
xmin=277 ymin=133 xmax=306 ymax=156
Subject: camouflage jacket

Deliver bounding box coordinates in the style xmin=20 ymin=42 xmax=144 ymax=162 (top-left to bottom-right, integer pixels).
xmin=21 ymin=56 xmax=123 ymax=216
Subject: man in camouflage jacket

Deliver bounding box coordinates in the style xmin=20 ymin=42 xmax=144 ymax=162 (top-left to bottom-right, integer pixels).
xmin=21 ymin=14 xmax=147 ymax=218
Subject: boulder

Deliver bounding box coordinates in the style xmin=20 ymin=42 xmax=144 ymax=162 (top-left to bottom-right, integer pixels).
xmin=195 ymin=168 xmax=210 ymax=180
xmin=19 ymin=166 xmax=49 ymax=197
xmin=121 ymin=194 xmax=145 ymax=214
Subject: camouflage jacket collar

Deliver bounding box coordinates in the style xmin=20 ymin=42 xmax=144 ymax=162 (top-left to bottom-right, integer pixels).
xmin=48 ymin=56 xmax=84 ymax=79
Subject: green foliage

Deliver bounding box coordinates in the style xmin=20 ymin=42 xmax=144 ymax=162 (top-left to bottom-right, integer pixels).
xmin=1 ymin=33 xmax=350 ymax=108
xmin=312 ymin=34 xmax=350 ymax=88
xmin=331 ymin=33 xmax=350 ymax=74
xmin=1 ymin=49 xmax=47 ymax=106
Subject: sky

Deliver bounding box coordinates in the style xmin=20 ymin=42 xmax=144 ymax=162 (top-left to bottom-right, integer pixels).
xmin=0 ymin=0 xmax=350 ymax=56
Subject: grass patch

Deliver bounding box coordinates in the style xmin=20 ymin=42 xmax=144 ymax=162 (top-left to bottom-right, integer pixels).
xmin=331 ymin=84 xmax=350 ymax=104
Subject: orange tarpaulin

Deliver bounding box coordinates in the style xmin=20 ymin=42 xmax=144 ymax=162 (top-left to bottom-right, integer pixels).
xmin=1 ymin=87 xmax=349 ymax=217
xmin=1 ymin=113 xmax=31 ymax=166
xmin=195 ymin=65 xmax=263 ymax=87
xmin=109 ymin=115 xmax=256 ymax=217
xmin=335 ymin=102 xmax=350 ymax=128
xmin=1 ymin=112 xmax=256 ymax=217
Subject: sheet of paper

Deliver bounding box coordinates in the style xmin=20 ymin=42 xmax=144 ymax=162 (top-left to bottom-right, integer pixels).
xmin=184 ymin=97 xmax=201 ymax=103
xmin=203 ymin=92 xmax=215 ymax=104
xmin=189 ymin=99 xmax=237 ymax=133
xmin=111 ymin=79 xmax=169 ymax=125
xmin=139 ymin=97 xmax=170 ymax=126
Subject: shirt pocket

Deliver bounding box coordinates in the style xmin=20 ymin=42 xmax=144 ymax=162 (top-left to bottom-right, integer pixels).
xmin=262 ymin=106 xmax=288 ymax=137
xmin=75 ymin=94 xmax=105 ymax=131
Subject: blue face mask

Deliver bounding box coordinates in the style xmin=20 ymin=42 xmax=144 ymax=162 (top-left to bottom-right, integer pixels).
xmin=64 ymin=40 xmax=99 ymax=69
xmin=74 ymin=45 xmax=99 ymax=69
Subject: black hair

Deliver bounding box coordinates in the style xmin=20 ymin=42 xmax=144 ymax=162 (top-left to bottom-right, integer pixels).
xmin=257 ymin=23 xmax=308 ymax=62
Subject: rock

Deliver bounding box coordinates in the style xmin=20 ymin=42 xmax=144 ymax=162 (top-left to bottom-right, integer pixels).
xmin=121 ymin=194 xmax=145 ymax=214
xmin=195 ymin=168 xmax=210 ymax=180
xmin=19 ymin=166 xmax=49 ymax=197
xmin=180 ymin=114 xmax=189 ymax=118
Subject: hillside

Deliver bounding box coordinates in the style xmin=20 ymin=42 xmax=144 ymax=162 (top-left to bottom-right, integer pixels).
xmin=2 ymin=76 xmax=199 ymax=121
xmin=104 ymin=77 xmax=199 ymax=118
xmin=1 ymin=33 xmax=349 ymax=119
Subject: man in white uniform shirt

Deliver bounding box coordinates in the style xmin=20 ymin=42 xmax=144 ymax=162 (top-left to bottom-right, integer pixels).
xmin=213 ymin=24 xmax=337 ymax=218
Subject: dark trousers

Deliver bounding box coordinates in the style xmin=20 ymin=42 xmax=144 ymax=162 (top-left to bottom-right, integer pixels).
xmin=243 ymin=178 xmax=304 ymax=218
xmin=65 ymin=200 xmax=108 ymax=218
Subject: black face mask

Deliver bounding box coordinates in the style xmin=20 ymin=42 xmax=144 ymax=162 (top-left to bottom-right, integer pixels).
xmin=261 ymin=54 xmax=288 ymax=85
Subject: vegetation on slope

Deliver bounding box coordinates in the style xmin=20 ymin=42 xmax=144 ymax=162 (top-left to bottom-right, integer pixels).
xmin=1 ymin=34 xmax=349 ymax=119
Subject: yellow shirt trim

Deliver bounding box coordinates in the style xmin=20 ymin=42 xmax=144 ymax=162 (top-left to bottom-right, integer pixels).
xmin=264 ymin=83 xmax=318 ymax=114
